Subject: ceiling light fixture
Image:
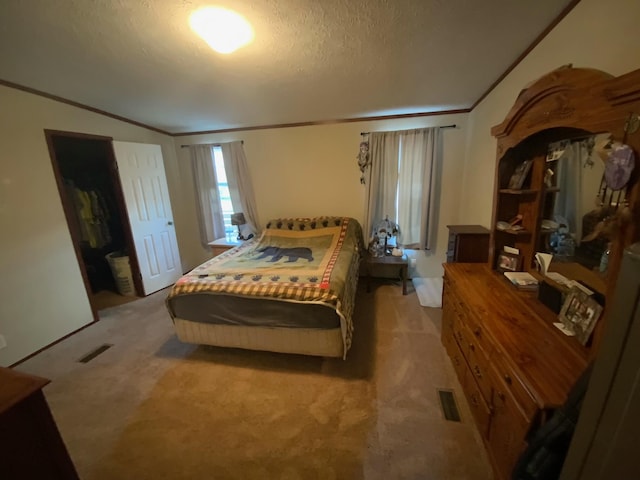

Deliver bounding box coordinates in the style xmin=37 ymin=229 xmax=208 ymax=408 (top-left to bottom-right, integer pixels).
xmin=189 ymin=6 xmax=254 ymax=54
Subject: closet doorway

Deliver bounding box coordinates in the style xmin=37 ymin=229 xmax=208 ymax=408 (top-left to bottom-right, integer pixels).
xmin=45 ymin=130 xmax=143 ymax=318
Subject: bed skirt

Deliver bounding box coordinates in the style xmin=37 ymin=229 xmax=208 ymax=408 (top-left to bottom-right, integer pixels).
xmin=173 ymin=318 xmax=344 ymax=358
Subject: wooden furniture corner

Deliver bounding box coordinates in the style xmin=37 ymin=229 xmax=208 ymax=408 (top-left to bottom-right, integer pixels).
xmin=0 ymin=367 xmax=79 ymax=480
xmin=446 ymin=225 xmax=490 ymax=263
xmin=208 ymin=237 xmax=243 ymax=257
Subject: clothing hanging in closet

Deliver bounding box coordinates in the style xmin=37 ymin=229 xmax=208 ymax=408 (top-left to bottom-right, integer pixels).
xmin=65 ymin=180 xmax=112 ymax=249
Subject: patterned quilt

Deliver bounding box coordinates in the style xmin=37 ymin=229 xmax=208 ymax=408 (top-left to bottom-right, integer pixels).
xmin=166 ymin=217 xmax=364 ymax=355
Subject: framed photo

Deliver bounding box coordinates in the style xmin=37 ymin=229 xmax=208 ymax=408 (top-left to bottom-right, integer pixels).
xmin=558 ymin=287 xmax=603 ymax=345
xmin=497 ymin=252 xmax=522 ymax=272
xmin=508 ymin=159 xmax=533 ymax=189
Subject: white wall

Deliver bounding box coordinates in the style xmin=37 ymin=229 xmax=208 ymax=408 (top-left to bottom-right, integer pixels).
xmin=459 ymin=0 xmax=640 ymax=226
xmin=173 ymin=113 xmax=468 ymax=276
xmin=0 ymin=86 xmax=181 ymax=367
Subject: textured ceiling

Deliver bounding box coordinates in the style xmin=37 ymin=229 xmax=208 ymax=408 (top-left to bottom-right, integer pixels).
xmin=0 ymin=0 xmax=575 ymax=134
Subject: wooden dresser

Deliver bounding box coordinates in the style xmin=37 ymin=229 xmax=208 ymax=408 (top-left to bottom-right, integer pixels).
xmin=0 ymin=367 xmax=79 ymax=480
xmin=443 ymin=66 xmax=640 ymax=480
xmin=446 ymin=225 xmax=490 ymax=263
xmin=442 ymin=264 xmax=588 ymax=480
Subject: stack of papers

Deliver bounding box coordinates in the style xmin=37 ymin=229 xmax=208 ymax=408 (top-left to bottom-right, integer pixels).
xmin=504 ymin=271 xmax=539 ymax=290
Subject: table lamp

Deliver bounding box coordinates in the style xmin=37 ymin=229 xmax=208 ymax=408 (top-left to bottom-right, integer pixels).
xmin=230 ymin=212 xmax=246 ymax=240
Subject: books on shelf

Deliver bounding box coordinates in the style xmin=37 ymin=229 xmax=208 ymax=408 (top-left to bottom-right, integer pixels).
xmin=504 ymin=271 xmax=539 ymax=290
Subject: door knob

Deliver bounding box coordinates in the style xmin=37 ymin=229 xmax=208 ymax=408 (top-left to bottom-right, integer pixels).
xmin=167 ymin=221 xmax=174 ymax=226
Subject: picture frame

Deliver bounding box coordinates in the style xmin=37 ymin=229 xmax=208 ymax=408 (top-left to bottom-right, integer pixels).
xmin=558 ymin=287 xmax=603 ymax=345
xmin=508 ymin=159 xmax=533 ymax=189
xmin=497 ymin=251 xmax=522 ymax=272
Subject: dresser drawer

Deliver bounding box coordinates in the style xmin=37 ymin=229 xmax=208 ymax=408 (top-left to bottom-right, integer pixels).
xmin=464 ymin=372 xmax=492 ymax=439
xmin=452 ymin=319 xmax=467 ymax=357
xmin=487 ymin=362 xmax=531 ymax=479
xmin=449 ymin=345 xmax=468 ymax=389
xmin=441 ymin=304 xmax=457 ymax=359
xmin=491 ymin=351 xmax=538 ymax=420
xmin=463 ymin=325 xmax=493 ymax=403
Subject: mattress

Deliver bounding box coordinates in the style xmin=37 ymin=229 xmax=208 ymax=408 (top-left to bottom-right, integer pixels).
xmin=172 ymin=320 xmax=344 ymax=358
xmin=169 ymin=294 xmax=341 ymax=329
xmin=166 ymin=216 xmax=364 ymax=356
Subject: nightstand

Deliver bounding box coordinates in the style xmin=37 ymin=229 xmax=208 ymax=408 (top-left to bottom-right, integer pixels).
xmin=366 ymin=253 xmax=409 ymax=295
xmin=208 ymin=237 xmax=242 ymax=257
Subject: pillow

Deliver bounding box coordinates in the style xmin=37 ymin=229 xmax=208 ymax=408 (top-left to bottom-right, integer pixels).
xmin=264 ymin=216 xmax=345 ymax=232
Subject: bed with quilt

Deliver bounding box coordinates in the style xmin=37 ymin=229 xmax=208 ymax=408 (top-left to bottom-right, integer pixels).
xmin=166 ymin=217 xmax=364 ymax=358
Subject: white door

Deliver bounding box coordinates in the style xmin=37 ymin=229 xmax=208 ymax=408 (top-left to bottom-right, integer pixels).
xmin=112 ymin=141 xmax=182 ymax=294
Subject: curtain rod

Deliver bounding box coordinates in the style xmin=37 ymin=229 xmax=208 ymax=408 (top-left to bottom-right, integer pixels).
xmin=360 ymin=124 xmax=457 ymax=136
xmin=181 ymin=140 xmax=244 ymax=148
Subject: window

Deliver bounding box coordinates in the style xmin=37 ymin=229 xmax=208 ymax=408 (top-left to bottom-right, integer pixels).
xmin=365 ymin=128 xmax=441 ymax=249
xmin=212 ymin=146 xmax=235 ymax=239
xmin=189 ymin=141 xmax=256 ymax=249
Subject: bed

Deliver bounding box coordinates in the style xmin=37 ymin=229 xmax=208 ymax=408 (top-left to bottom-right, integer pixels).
xmin=166 ymin=217 xmax=364 ymax=358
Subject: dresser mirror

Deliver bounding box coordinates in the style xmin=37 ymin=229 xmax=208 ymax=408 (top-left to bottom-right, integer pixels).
xmin=537 ymin=132 xmax=628 ymax=283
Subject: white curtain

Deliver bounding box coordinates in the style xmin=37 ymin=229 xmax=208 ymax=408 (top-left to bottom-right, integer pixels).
xmin=220 ymin=141 xmax=260 ymax=237
xmin=365 ymin=127 xmax=441 ymax=249
xmin=364 ymin=132 xmax=400 ymax=242
xmin=189 ymin=145 xmax=226 ymax=249
xmin=398 ymin=128 xmax=440 ymax=249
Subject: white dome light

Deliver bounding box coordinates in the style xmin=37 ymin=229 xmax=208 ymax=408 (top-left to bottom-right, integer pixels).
xmin=190 ymin=7 xmax=254 ymax=54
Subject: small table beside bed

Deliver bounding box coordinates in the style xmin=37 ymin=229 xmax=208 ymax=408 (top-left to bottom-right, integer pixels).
xmin=165 ymin=217 xmax=364 ymax=359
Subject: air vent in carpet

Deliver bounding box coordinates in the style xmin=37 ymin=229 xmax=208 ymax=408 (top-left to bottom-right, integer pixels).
xmin=437 ymin=389 xmax=461 ymax=422
xmin=78 ymin=344 xmax=113 ymax=363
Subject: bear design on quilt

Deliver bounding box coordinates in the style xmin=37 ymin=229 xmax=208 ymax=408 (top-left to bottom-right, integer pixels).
xmin=256 ymin=246 xmax=314 ymax=263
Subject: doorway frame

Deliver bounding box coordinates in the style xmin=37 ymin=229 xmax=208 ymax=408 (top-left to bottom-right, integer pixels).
xmin=44 ymin=129 xmax=144 ymax=320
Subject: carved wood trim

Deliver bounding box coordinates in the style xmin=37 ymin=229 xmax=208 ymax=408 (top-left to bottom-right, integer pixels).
xmin=491 ymin=68 xmax=614 ymax=142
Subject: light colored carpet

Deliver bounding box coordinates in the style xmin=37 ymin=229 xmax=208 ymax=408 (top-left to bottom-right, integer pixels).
xmin=16 ymin=283 xmax=492 ymax=480
xmin=413 ymin=277 xmax=444 ymax=308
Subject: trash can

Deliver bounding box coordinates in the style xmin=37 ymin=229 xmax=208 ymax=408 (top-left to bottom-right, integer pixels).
xmin=105 ymin=252 xmax=135 ymax=296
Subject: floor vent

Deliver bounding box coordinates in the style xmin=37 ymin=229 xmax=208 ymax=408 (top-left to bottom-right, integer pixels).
xmin=437 ymin=389 xmax=461 ymax=422
xmin=78 ymin=344 xmax=113 ymax=363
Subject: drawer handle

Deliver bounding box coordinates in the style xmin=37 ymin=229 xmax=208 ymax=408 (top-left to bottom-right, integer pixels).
xmin=474 ymin=365 xmax=482 ymax=378
xmin=469 ymin=343 xmax=475 ymax=351
xmin=504 ymin=374 xmax=512 ymax=385
xmin=471 ymin=393 xmax=479 ymax=406
xmin=473 ymin=328 xmax=481 ymax=336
